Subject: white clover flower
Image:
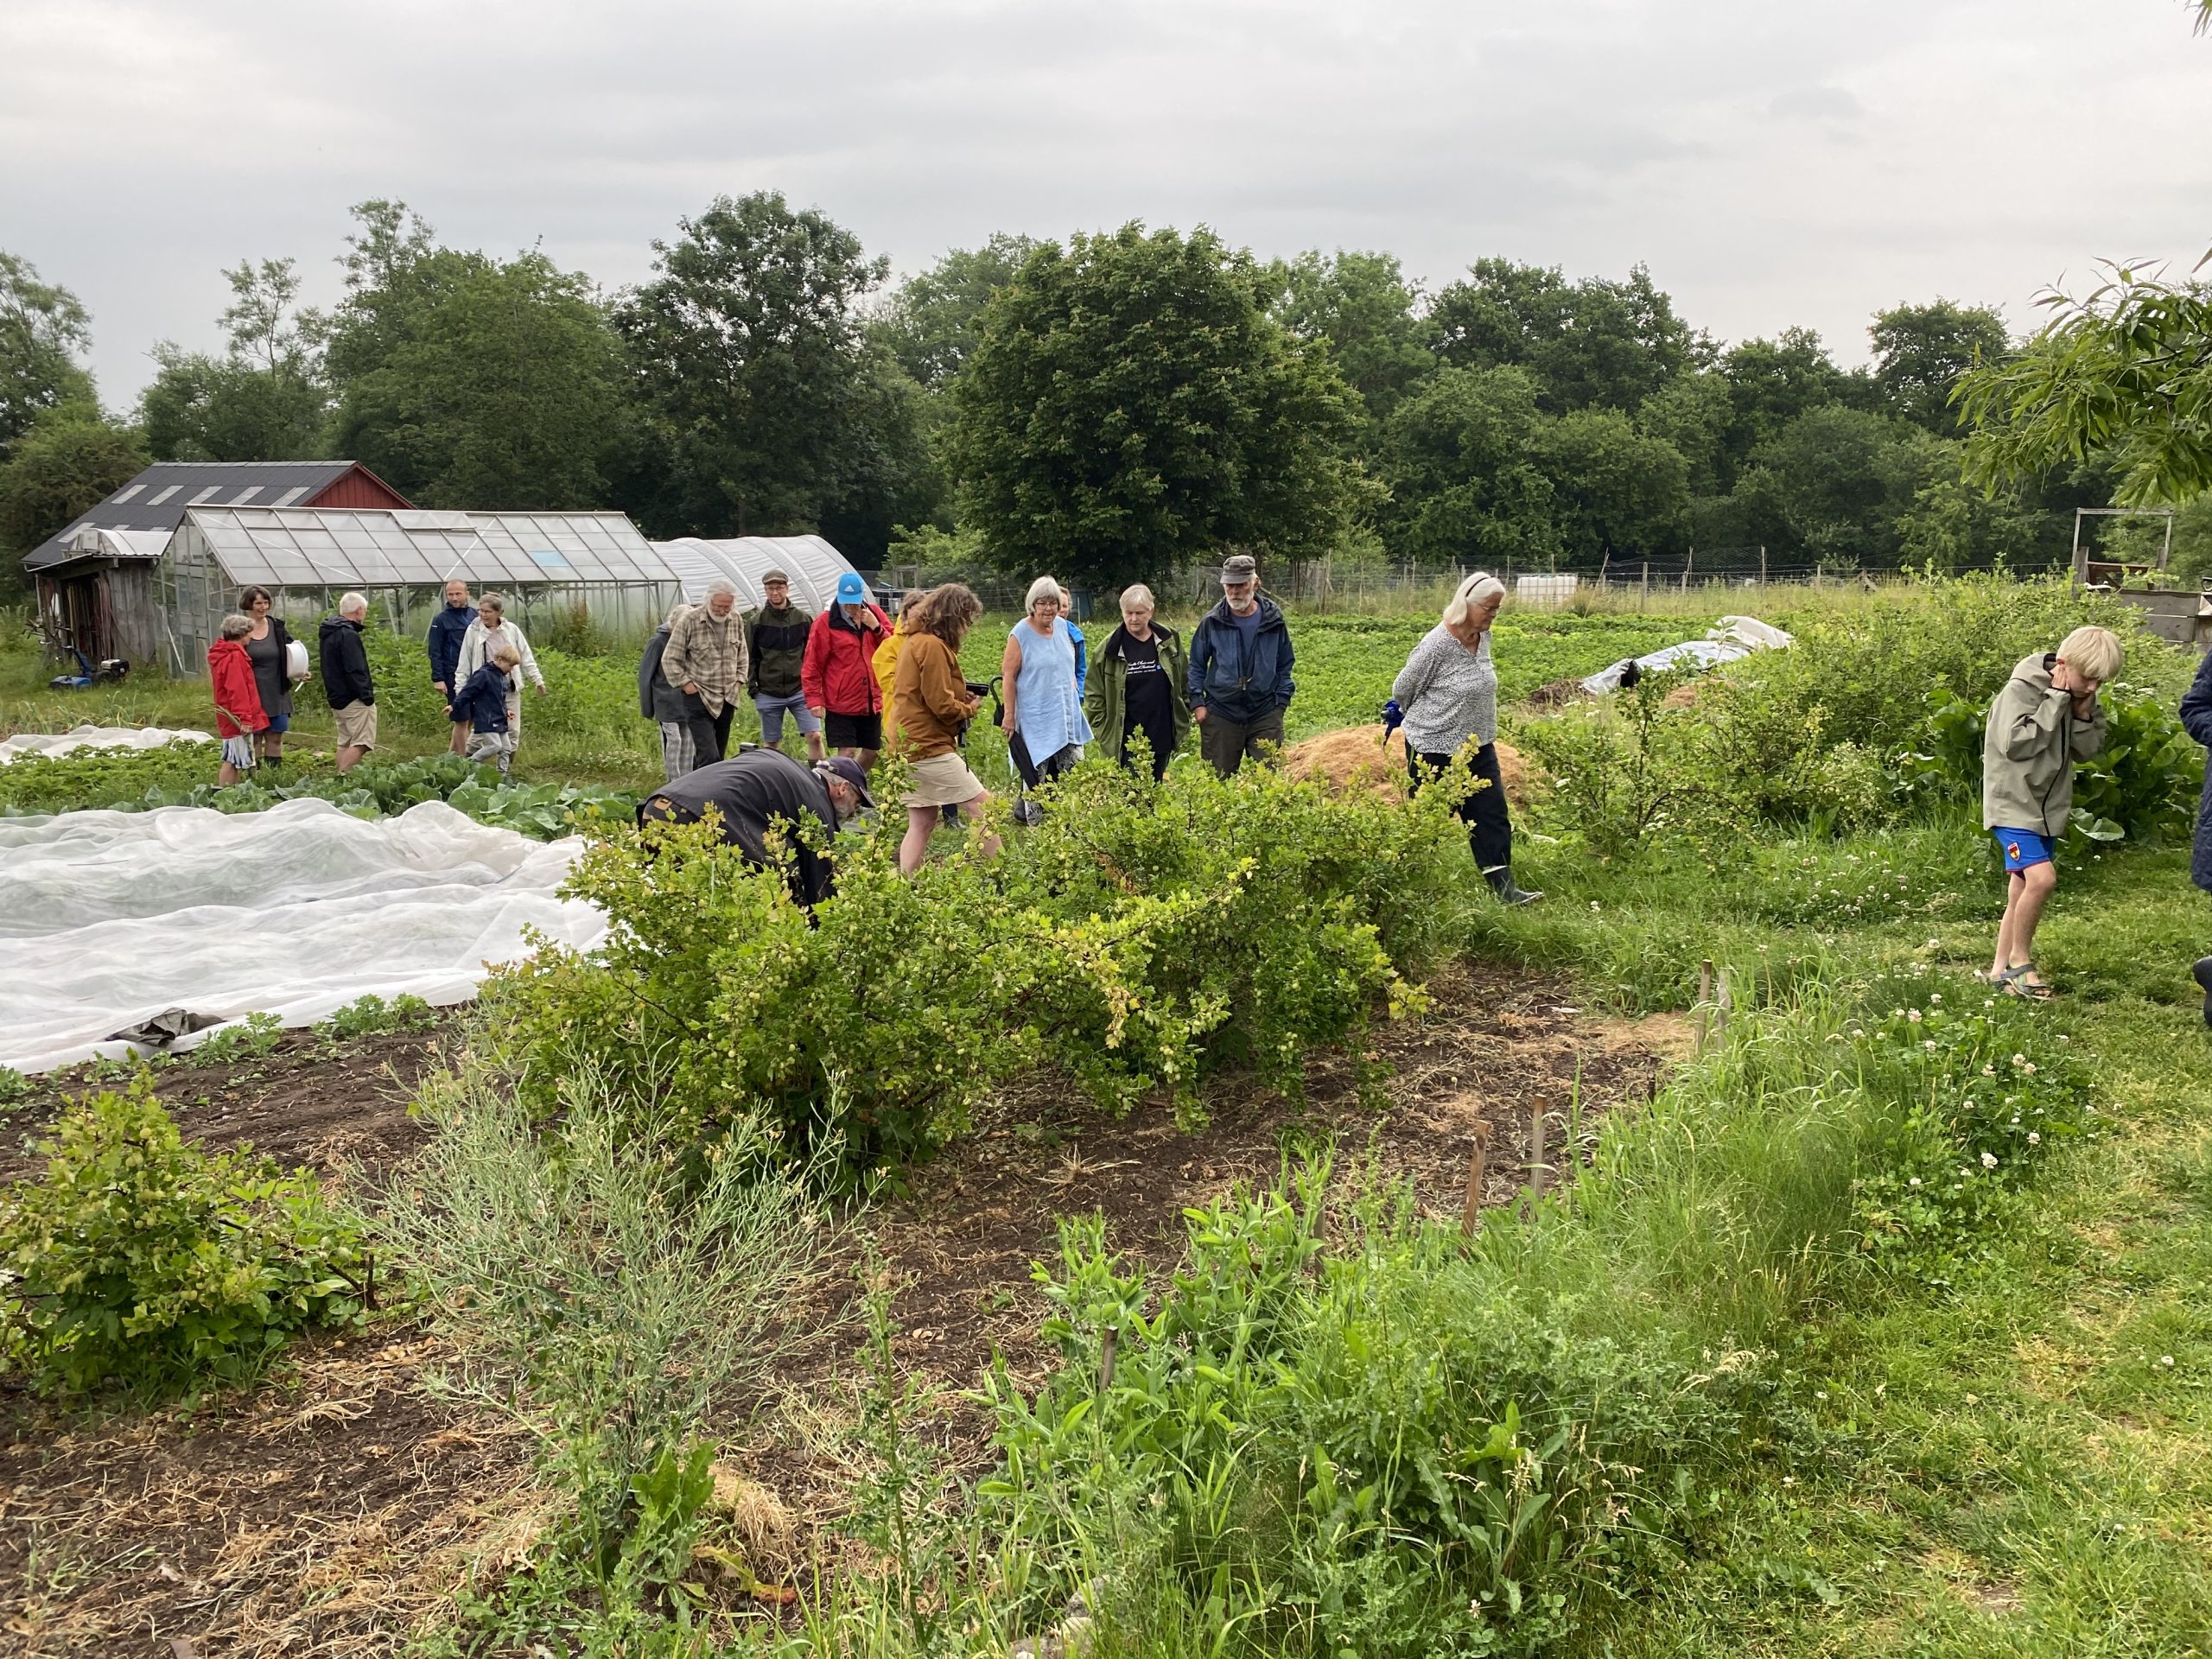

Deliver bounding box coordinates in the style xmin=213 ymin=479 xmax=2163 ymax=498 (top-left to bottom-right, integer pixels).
xmin=1980 ymin=1152 xmax=1999 ymax=1169
xmin=1909 ymin=1009 xmax=1923 ymax=1023
xmin=2027 ymin=1131 xmax=2041 ymax=1145
xmin=2022 ymin=1062 xmax=2037 ymax=1076
xmin=1923 ymin=1039 xmax=1938 ymax=1052
xmin=1929 ymin=993 xmax=1942 ymax=1005
xmin=1851 ymin=1029 xmax=1866 ymax=1039
xmin=2012 ymin=1053 xmax=2028 ymax=1066
xmin=1909 ymin=1177 xmax=1923 ymax=1187
xmin=1981 ymin=1065 xmax=1997 ymax=1076
xmin=2161 ymin=1355 xmax=2176 ymax=1368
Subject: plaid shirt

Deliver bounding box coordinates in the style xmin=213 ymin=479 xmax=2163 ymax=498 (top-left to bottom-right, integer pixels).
xmin=662 ymin=604 xmax=750 ymax=715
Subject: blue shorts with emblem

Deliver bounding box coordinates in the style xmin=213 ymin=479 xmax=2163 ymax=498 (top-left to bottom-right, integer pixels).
xmin=1993 ymin=828 xmax=2055 ymax=872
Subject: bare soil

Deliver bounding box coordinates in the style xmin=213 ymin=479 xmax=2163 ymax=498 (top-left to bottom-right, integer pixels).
xmin=0 ymin=969 xmax=1689 ymax=1656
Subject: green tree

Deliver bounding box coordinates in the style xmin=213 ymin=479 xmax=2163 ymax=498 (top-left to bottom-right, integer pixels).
xmin=1535 ymin=407 xmax=1692 ymax=563
xmin=948 ymin=223 xmax=1370 ymax=592
xmin=1959 ymin=262 xmax=2212 ymax=505
xmin=616 ymin=191 xmax=903 ymax=543
xmin=872 ymin=233 xmax=1041 ymax=391
xmin=1894 ymin=457 xmax=2050 ymax=571
xmin=1429 ymin=259 xmax=1706 ymax=414
xmin=1870 ymin=298 xmax=2009 ymax=435
xmin=0 ymin=409 xmax=148 ymax=555
xmin=1636 ymin=370 xmax=1735 ymax=497
xmin=331 ymin=252 xmax=631 ymax=509
xmin=1716 ymin=328 xmax=1858 ymax=486
xmin=0 ymin=252 xmax=96 ymax=453
xmin=1269 ymin=249 xmax=1437 ymax=428
xmin=140 ymin=257 xmax=328 ymax=461
xmin=1730 ymin=404 xmax=1935 ymax=568
xmin=1378 ymin=365 xmax=1557 ymax=569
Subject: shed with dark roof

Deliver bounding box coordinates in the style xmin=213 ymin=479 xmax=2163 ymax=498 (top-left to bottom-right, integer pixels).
xmin=26 ymin=461 xmax=410 ymax=666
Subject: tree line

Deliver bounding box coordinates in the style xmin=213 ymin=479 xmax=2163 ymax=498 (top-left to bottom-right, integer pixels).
xmin=0 ymin=195 xmax=2174 ymax=597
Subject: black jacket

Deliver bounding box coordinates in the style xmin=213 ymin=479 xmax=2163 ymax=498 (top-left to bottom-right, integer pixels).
xmin=450 ymin=663 xmax=512 ymax=734
xmin=748 ymin=604 xmax=812 ymax=699
xmin=639 ymin=625 xmax=693 ymax=722
xmin=636 ymin=749 xmax=840 ymax=906
xmin=318 ymin=615 xmax=375 ymax=709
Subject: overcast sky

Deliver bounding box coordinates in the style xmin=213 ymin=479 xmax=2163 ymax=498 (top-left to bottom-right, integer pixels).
xmin=3 ymin=0 xmax=2206 ymax=404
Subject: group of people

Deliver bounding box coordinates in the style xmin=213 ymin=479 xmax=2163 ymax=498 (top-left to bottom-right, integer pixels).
xmin=631 ymin=551 xmax=1546 ymax=910
xmin=207 ymin=588 xmax=381 ymax=785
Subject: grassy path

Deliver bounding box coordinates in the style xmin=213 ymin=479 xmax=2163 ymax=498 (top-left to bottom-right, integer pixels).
xmin=1505 ymin=844 xmax=2212 ymax=1656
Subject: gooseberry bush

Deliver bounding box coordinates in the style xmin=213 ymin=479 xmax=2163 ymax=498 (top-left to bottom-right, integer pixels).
xmin=486 ymin=756 xmax=1477 ymax=1181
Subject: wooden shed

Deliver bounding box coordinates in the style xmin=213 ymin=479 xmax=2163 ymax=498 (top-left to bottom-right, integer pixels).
xmin=22 ymin=461 xmax=410 ymax=668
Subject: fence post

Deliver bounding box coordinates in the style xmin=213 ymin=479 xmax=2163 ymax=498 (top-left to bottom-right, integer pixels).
xmin=1461 ymin=1128 xmax=1488 ymax=1235
xmin=1641 ymin=560 xmax=1649 ymax=609
xmin=1681 ymin=547 xmax=1693 ymax=592
xmin=1759 ymin=546 xmax=1767 ymax=588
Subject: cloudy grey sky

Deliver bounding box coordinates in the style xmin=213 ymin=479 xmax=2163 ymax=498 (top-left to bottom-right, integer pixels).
xmin=3 ymin=0 xmax=2206 ymax=403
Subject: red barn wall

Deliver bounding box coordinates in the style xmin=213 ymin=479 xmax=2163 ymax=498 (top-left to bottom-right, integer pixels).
xmin=307 ymin=466 xmax=412 ymax=511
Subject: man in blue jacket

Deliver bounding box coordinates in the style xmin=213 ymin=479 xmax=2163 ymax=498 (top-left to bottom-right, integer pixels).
xmin=1187 ymin=552 xmax=1294 ymax=778
xmin=426 ymin=579 xmax=477 ymax=756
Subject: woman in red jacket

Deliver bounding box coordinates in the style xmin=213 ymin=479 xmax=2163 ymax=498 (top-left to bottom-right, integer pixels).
xmin=802 ymin=572 xmax=893 ymax=771
xmin=208 ymin=612 xmax=270 ymax=787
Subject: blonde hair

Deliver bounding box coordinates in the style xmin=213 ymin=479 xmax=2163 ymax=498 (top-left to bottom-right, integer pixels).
xmin=479 ymin=592 xmax=505 ymax=618
xmin=2057 ymin=625 xmax=2121 ymax=683
xmin=218 ymin=612 xmax=253 ymax=640
xmin=1120 ymin=583 xmax=1157 ymax=613
xmin=1441 ymin=571 xmax=1506 ymax=630
xmin=1024 ymin=575 xmax=1062 ymax=615
xmin=491 ymin=643 xmax=522 ymax=668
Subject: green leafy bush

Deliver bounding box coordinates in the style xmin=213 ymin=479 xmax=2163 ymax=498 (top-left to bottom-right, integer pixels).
xmin=487 ymin=758 xmax=1470 ymax=1180
xmin=0 ymin=1065 xmax=28 ymax=1109
xmin=0 ymin=1077 xmax=367 ymax=1395
xmin=191 ymin=1011 xmax=286 ymax=1065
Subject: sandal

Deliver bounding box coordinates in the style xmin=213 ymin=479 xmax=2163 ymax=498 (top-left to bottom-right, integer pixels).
xmin=1999 ymin=963 xmax=2056 ymax=1001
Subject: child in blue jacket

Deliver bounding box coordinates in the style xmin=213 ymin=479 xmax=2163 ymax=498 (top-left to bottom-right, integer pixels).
xmin=447 ymin=643 xmax=520 ymax=775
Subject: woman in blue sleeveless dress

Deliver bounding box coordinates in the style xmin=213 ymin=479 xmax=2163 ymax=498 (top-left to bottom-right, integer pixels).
xmin=999 ymin=575 xmax=1092 ymax=823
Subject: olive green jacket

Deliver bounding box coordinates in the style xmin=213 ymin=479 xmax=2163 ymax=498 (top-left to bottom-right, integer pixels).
xmin=1085 ymin=623 xmax=1192 ymax=761
xmin=1982 ymin=652 xmax=2107 ymax=836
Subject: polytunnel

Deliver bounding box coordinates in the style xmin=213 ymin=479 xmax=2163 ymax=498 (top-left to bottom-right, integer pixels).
xmin=652 ymin=535 xmax=866 ymax=614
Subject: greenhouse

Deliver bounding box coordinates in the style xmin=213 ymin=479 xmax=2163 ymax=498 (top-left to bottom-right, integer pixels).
xmin=652 ymin=535 xmax=867 ymax=614
xmin=158 ymin=506 xmax=681 ymax=673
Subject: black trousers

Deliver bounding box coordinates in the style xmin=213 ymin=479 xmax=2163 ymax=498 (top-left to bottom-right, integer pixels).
xmin=688 ymin=699 xmax=736 ymax=769
xmin=1408 ymin=741 xmax=1513 ymax=877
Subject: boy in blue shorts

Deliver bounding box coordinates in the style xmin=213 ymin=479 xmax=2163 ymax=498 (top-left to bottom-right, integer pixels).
xmin=1981 ymin=626 xmax=2120 ymax=998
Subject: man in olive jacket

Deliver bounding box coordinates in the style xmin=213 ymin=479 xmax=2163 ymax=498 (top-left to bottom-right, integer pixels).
xmin=1980 ymin=626 xmax=2119 ymax=998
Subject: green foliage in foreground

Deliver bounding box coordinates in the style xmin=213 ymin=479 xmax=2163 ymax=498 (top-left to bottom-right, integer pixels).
xmin=0 ymin=1078 xmax=366 ymax=1396
xmin=488 ymin=753 xmax=1471 ymax=1181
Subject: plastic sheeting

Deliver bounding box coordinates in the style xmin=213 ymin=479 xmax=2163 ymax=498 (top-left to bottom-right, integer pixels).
xmin=0 ymin=798 xmax=607 ymax=1073
xmin=1581 ymin=615 xmax=1795 ymax=695
xmin=0 ymin=725 xmax=212 ymax=764
xmin=652 ymin=535 xmax=864 ymax=614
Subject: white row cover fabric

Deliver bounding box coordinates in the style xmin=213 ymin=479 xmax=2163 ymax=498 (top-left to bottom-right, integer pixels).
xmin=1581 ymin=616 xmax=1796 ymax=695
xmin=652 ymin=534 xmax=864 ymax=614
xmin=0 ymin=798 xmax=607 ymax=1073
xmin=0 ymin=725 xmax=213 ymax=765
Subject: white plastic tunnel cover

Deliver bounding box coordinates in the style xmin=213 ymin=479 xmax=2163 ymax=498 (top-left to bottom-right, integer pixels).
xmin=0 ymin=798 xmax=607 ymax=1073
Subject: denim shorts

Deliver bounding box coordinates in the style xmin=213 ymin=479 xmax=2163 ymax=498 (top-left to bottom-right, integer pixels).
xmin=1993 ymin=828 xmax=2055 ymax=872
xmin=262 ymin=713 xmax=289 ymax=733
xmin=753 ymin=691 xmax=821 ymax=744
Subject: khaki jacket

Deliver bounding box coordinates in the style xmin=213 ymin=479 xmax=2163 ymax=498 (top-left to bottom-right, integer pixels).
xmin=1982 ymin=652 xmax=2107 ymax=836
xmin=893 ymin=632 xmax=978 ymax=760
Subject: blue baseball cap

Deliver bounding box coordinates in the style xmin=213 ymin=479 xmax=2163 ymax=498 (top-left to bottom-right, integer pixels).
xmin=836 ymin=572 xmax=866 ymax=603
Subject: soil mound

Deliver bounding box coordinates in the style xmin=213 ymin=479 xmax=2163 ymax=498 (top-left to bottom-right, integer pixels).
xmin=1284 ymin=726 xmax=1529 ymax=808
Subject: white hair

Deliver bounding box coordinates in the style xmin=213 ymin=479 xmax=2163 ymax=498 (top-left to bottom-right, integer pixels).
xmin=1024 ymin=575 xmax=1062 ymax=613
xmin=1441 ymin=572 xmax=1505 ymax=630
xmin=338 ymin=590 xmax=368 ymax=618
xmin=704 ymin=577 xmax=738 ymax=600
xmin=1120 ymin=583 xmax=1156 ymax=612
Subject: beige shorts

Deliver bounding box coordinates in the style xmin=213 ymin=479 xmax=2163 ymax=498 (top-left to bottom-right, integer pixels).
xmin=334 ymin=702 xmax=378 ymax=750
xmin=902 ymin=751 xmax=986 ymax=808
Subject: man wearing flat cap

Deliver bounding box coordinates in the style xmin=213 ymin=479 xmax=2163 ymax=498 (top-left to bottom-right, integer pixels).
xmin=747 ymin=569 xmax=823 ymax=761
xmin=1186 ymin=551 xmax=1295 ymax=778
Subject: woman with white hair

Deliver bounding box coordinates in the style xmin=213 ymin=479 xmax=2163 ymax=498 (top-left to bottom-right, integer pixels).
xmin=1391 ymin=571 xmax=1540 ymax=905
xmin=456 ymin=592 xmax=547 ymax=758
xmin=1085 ymin=582 xmax=1189 ymax=781
xmin=1000 ymin=575 xmax=1092 ymax=823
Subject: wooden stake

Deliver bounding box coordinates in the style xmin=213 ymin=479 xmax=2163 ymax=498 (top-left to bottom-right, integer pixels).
xmin=1461 ymin=1128 xmax=1488 ymax=1234
xmin=1527 ymin=1094 xmax=1550 ymax=1201
xmin=1696 ymin=958 xmax=1714 ymax=1054
xmin=1098 ymin=1325 xmax=1117 ymax=1395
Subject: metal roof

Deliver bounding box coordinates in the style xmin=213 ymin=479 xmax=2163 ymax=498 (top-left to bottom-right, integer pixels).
xmin=652 ymin=535 xmax=862 ymax=613
xmin=182 ymin=506 xmax=675 ymax=589
xmin=23 ymin=461 xmax=373 ymax=572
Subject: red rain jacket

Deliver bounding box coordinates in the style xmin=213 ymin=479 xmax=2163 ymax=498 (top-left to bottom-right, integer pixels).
xmin=800 ymin=603 xmax=892 ymax=716
xmin=208 ymin=638 xmax=269 ymax=738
